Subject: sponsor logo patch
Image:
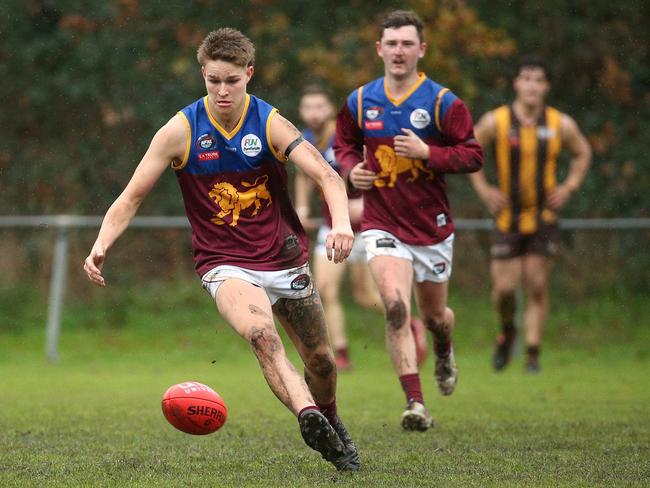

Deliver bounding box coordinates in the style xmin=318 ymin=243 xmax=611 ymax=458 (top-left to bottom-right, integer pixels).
xmin=376 ymin=237 xmax=396 ymax=248
xmin=197 ymin=133 xmax=216 ymax=150
xmin=410 ymin=109 xmax=431 ymax=129
xmin=241 ymin=134 xmax=262 ymax=157
xmin=290 ymin=273 xmax=311 ymax=290
xmin=364 ymin=120 xmax=384 ymax=130
xmin=365 ymin=106 xmax=384 ymax=120
xmin=537 ymin=127 xmax=556 ymax=140
xmin=198 ymin=151 xmax=220 ymax=161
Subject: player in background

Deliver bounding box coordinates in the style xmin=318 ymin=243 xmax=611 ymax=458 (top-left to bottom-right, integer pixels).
xmin=470 ymin=56 xmax=591 ymax=372
xmin=294 ymin=84 xmax=382 ymax=371
xmin=83 ymin=28 xmax=359 ymax=471
xmin=335 ymin=10 xmax=483 ymax=431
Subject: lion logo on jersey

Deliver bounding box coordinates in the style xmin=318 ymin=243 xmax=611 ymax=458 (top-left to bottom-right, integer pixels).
xmin=373 ymin=144 xmax=434 ymax=188
xmin=208 ymin=175 xmax=272 ymax=226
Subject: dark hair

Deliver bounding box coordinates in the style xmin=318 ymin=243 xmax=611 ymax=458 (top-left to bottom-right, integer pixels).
xmin=515 ymin=56 xmax=551 ymax=82
xmin=301 ymin=84 xmax=332 ymax=101
xmin=197 ymin=28 xmax=255 ymax=67
xmin=380 ymin=10 xmax=424 ymax=43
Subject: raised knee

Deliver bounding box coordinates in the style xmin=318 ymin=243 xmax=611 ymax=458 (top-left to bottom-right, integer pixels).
xmin=424 ymin=316 xmax=444 ymax=333
xmin=306 ymin=352 xmax=335 ymax=379
xmin=249 ymin=325 xmax=282 ymax=357
xmin=385 ymin=299 xmax=407 ymax=330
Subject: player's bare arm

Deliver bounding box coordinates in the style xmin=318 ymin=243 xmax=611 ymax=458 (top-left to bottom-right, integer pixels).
xmin=83 ymin=114 xmax=187 ymax=286
xmin=294 ymin=168 xmax=318 ymax=230
xmin=547 ymin=114 xmax=592 ymax=210
xmin=469 ymin=111 xmax=507 ymax=215
xmin=270 ymin=113 xmax=353 ymax=263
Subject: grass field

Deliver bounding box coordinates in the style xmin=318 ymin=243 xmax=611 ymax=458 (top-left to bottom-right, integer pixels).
xmin=1 ymin=284 xmax=649 ymax=487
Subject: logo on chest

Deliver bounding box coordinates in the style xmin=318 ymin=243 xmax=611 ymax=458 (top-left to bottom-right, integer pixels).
xmin=196 ymin=134 xmax=220 ymax=161
xmin=241 ymin=134 xmax=262 ymax=157
xmin=208 ymin=175 xmax=272 ymax=227
xmin=197 ymin=133 xmax=216 ymax=150
xmin=410 ymin=109 xmax=431 ymax=129
xmin=365 ymin=106 xmax=384 ymax=120
xmin=373 ymin=145 xmax=434 ymax=188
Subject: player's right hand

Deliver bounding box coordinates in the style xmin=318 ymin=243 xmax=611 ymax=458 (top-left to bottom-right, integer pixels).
xmin=84 ymin=245 xmax=107 ymax=287
xmin=349 ymin=146 xmax=377 ymax=190
xmin=480 ymin=186 xmax=507 ymax=215
xmin=325 ymin=225 xmax=354 ymax=264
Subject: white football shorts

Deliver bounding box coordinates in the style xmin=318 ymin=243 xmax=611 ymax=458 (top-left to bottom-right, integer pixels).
xmin=201 ymin=262 xmax=314 ymax=305
xmin=314 ymin=225 xmax=366 ymax=263
xmin=361 ymin=229 xmax=454 ymax=283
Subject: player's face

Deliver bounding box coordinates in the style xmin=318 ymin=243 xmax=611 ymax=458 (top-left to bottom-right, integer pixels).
xmin=202 ymin=60 xmax=253 ymax=118
xmin=299 ymin=93 xmax=333 ymax=131
xmin=376 ymin=26 xmax=426 ymax=80
xmin=513 ymin=67 xmax=550 ymax=108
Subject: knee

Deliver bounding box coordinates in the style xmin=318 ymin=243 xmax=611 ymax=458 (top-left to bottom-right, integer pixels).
xmin=424 ymin=307 xmax=453 ymax=333
xmin=248 ymin=325 xmax=282 ymax=359
xmin=385 ymin=299 xmax=408 ymax=330
xmin=526 ymin=281 xmax=547 ymax=302
xmin=305 ymin=351 xmax=336 ymax=379
xmin=493 ymin=283 xmax=516 ymax=301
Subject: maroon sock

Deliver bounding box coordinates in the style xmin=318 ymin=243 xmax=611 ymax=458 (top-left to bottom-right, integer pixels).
xmin=399 ymin=373 xmax=424 ymax=404
xmin=434 ymin=340 xmax=451 ymax=358
xmin=298 ymin=405 xmax=320 ymax=418
xmin=316 ymin=398 xmax=338 ymax=425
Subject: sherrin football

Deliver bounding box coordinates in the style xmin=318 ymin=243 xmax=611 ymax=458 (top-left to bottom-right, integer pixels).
xmin=161 ymin=381 xmax=227 ymax=435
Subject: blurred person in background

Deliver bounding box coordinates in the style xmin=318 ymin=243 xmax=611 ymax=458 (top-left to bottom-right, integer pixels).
xmin=294 ymin=84 xmax=382 ymax=371
xmin=470 ymin=56 xmax=591 ymax=373
xmin=335 ymin=10 xmax=483 ymax=431
xmin=83 ymin=27 xmax=360 ymax=471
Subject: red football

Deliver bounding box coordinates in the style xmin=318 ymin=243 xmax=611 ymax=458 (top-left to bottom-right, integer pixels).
xmin=161 ymin=381 xmax=227 ymax=435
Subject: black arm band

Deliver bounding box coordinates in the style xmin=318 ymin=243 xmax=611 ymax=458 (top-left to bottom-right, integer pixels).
xmin=284 ymin=135 xmax=305 ymax=159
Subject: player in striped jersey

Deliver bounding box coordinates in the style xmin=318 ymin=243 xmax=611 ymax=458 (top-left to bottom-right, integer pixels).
xmin=470 ymin=57 xmax=591 ymax=372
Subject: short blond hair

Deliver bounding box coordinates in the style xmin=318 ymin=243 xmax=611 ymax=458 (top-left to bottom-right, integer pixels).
xmin=196 ymin=28 xmax=255 ymax=67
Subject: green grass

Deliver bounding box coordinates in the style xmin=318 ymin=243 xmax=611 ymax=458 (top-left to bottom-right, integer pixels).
xmin=1 ymin=284 xmax=649 ymax=487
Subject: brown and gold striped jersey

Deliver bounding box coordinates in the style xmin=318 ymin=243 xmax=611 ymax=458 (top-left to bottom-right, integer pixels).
xmin=493 ymin=105 xmax=562 ymax=234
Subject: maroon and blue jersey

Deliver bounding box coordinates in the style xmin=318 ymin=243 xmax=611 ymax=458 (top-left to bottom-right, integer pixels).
xmin=174 ymin=94 xmax=308 ymax=276
xmin=335 ymin=73 xmax=482 ymax=245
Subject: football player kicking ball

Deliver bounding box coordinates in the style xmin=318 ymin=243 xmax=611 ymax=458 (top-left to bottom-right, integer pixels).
xmin=83 ymin=28 xmax=359 ymax=471
xmin=335 ymin=10 xmax=483 ymax=431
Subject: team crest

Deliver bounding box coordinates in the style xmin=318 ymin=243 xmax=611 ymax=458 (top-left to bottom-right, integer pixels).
xmin=241 ymin=134 xmax=262 ymax=157
xmin=208 ymin=175 xmax=272 ymax=226
xmin=197 ymin=133 xmax=216 ymax=150
xmin=433 ymin=262 xmax=446 ymax=275
xmin=410 ymin=109 xmax=431 ymax=129
xmin=365 ymin=106 xmax=384 ymax=120
xmin=373 ymin=145 xmax=434 ymax=188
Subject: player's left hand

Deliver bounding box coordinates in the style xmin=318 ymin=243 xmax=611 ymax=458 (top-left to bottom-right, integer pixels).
xmin=394 ymin=128 xmax=430 ymax=159
xmin=325 ymin=225 xmax=354 ymax=264
xmin=547 ymin=184 xmax=573 ymax=210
